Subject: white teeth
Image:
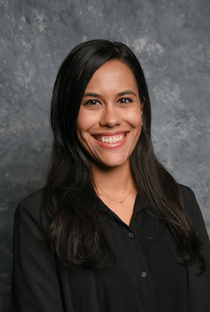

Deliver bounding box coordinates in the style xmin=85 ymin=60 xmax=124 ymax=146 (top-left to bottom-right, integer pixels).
xmin=96 ymin=134 xmax=125 ymax=143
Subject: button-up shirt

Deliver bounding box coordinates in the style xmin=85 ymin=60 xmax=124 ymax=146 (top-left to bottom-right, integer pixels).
xmin=12 ymin=185 xmax=210 ymax=312
xmin=70 ymin=194 xmax=188 ymax=312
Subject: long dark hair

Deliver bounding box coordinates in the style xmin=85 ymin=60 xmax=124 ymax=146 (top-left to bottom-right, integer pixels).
xmin=42 ymin=39 xmax=205 ymax=271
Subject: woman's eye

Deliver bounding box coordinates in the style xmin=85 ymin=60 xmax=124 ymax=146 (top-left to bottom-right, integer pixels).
xmin=118 ymin=98 xmax=132 ymax=104
xmin=83 ymin=99 xmax=100 ymax=106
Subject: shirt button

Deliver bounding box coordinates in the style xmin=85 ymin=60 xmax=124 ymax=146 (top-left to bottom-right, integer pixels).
xmin=141 ymin=272 xmax=147 ymax=278
xmin=128 ymin=232 xmax=134 ymax=238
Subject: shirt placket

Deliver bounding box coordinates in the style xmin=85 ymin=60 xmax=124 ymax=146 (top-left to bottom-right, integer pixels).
xmin=123 ymin=225 xmax=156 ymax=311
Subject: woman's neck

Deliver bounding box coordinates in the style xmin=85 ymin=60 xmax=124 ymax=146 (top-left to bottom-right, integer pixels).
xmin=91 ymin=161 xmax=137 ymax=226
xmin=92 ymin=161 xmax=136 ymax=197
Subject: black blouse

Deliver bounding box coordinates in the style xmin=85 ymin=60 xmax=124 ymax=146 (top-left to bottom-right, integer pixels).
xmin=12 ymin=185 xmax=210 ymax=312
xmin=86 ymin=195 xmax=188 ymax=312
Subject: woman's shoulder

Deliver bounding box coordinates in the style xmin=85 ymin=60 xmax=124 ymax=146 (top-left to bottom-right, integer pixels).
xmin=178 ymin=183 xmax=198 ymax=212
xmin=19 ymin=188 xmax=44 ymax=206
xmin=179 ymin=183 xmax=195 ymax=199
xmin=15 ymin=188 xmax=46 ymax=225
xmin=178 ymin=184 xmax=208 ymax=233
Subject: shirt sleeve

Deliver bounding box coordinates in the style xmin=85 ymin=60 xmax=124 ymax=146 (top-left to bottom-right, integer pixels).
xmin=11 ymin=193 xmax=65 ymax=312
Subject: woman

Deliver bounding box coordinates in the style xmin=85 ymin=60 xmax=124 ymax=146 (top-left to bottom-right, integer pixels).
xmin=12 ymin=39 xmax=210 ymax=312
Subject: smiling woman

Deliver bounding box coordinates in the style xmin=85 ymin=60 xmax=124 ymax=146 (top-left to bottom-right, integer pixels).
xmin=12 ymin=40 xmax=210 ymax=312
xmin=77 ymin=60 xmax=143 ymax=170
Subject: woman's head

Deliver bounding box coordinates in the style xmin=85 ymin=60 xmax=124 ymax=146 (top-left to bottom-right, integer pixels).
xmin=51 ymin=39 xmax=151 ymax=163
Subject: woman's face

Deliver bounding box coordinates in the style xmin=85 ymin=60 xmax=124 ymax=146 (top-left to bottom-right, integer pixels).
xmin=76 ymin=60 xmax=143 ymax=169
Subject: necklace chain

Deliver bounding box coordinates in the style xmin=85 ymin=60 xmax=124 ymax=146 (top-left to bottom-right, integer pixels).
xmin=97 ymin=185 xmax=135 ymax=204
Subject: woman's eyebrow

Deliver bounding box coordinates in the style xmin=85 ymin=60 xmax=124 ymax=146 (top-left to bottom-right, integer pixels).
xmin=83 ymin=90 xmax=137 ymax=98
xmin=117 ymin=90 xmax=137 ymax=97
xmin=83 ymin=92 xmax=102 ymax=98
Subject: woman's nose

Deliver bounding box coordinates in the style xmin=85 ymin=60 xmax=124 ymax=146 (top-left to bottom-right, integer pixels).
xmin=99 ymin=104 xmax=122 ymax=127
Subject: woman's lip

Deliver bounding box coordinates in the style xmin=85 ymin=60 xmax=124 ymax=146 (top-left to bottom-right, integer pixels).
xmin=93 ymin=131 xmax=129 ymax=137
xmin=92 ymin=132 xmax=129 ymax=149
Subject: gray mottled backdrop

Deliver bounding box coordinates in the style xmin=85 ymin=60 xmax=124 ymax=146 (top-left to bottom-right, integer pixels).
xmin=1 ymin=0 xmax=210 ymax=310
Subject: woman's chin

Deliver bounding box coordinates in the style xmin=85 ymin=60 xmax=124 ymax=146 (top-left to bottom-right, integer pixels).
xmin=91 ymin=156 xmax=130 ymax=170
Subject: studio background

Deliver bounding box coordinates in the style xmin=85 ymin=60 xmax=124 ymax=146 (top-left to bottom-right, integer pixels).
xmin=1 ymin=0 xmax=210 ymax=310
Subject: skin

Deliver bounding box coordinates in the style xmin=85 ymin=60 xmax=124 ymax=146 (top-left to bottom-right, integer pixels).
xmin=76 ymin=60 xmax=143 ymax=225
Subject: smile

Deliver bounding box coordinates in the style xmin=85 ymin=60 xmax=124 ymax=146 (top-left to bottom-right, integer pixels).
xmin=92 ymin=132 xmax=129 ymax=150
xmin=95 ymin=134 xmax=126 ymax=143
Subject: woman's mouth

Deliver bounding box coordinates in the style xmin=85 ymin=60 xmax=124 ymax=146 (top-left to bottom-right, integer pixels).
xmin=94 ymin=134 xmax=126 ymax=143
xmin=92 ymin=132 xmax=128 ymax=149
